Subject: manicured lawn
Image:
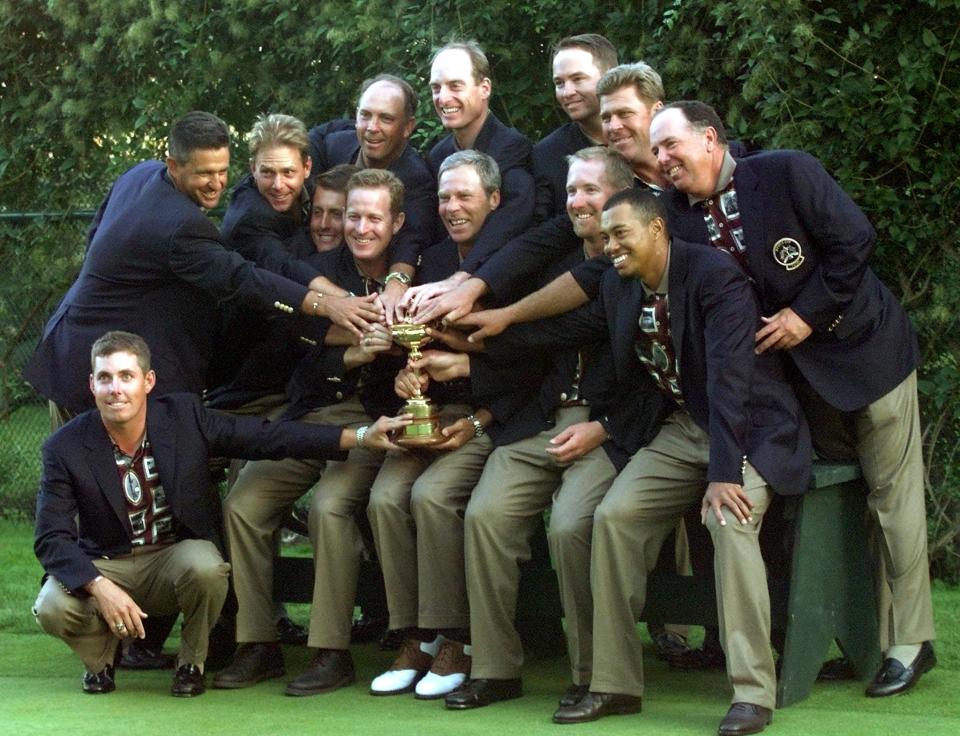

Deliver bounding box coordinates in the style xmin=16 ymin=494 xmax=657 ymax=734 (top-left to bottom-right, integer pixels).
xmin=2 ymin=520 xmax=958 ymax=735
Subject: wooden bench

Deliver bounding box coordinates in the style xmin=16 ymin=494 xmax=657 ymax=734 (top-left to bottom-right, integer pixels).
xmin=274 ymin=460 xmax=878 ymax=708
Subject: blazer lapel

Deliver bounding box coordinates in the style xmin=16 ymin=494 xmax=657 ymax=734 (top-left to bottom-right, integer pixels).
xmin=734 ymin=162 xmax=767 ymax=297
xmin=146 ymin=406 xmax=178 ymax=510
xmin=668 ymin=242 xmax=688 ymax=388
xmin=83 ymin=416 xmax=129 ymax=532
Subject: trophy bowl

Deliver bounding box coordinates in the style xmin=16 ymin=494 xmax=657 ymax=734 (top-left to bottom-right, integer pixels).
xmin=390 ymin=322 xmax=444 ymax=447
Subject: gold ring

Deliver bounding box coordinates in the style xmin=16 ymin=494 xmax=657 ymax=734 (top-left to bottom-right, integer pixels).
xmin=115 ymin=622 xmax=126 ymax=632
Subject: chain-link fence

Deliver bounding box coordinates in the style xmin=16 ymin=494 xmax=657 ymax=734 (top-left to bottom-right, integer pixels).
xmin=0 ymin=215 xmax=88 ymax=518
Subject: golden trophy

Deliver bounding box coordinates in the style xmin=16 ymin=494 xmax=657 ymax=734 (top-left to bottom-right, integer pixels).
xmin=390 ymin=322 xmax=444 ymax=447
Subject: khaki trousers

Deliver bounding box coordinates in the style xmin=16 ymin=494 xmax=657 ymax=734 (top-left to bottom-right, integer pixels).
xmin=465 ymin=406 xmax=617 ymax=684
xmin=223 ymin=397 xmax=384 ymax=649
xmin=797 ymin=370 xmax=934 ymax=649
xmin=33 ymin=540 xmax=229 ymax=672
xmin=367 ymin=404 xmax=493 ymax=631
xmin=590 ymin=410 xmax=776 ymax=709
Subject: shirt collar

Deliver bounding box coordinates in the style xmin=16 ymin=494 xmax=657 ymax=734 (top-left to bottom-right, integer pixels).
xmin=641 ymin=240 xmax=671 ymax=297
xmin=687 ymin=150 xmax=737 ymax=206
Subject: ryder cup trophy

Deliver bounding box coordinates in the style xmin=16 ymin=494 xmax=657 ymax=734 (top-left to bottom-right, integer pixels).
xmin=390 ymin=322 xmax=443 ymax=447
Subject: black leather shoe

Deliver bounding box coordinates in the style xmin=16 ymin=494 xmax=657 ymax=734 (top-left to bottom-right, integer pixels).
xmin=350 ymin=614 xmax=389 ymax=644
xmin=445 ymin=678 xmax=522 ymax=709
xmin=276 ymin=616 xmax=308 ymax=646
xmin=558 ymin=683 xmax=590 ymax=707
xmin=171 ymin=664 xmax=206 ymax=697
xmin=717 ymin=703 xmax=773 ymax=735
xmin=866 ymin=641 xmax=936 ymax=697
xmin=212 ymin=642 xmax=285 ymax=689
xmin=650 ymin=627 xmax=691 ymax=661
xmin=667 ymin=638 xmax=726 ymax=670
xmin=118 ymin=640 xmax=175 ymax=670
xmin=82 ymin=664 xmax=116 ymax=694
xmin=285 ymin=648 xmax=355 ymax=696
xmin=817 ymin=656 xmax=856 ymax=681
xmin=553 ymin=691 xmax=642 ymax=723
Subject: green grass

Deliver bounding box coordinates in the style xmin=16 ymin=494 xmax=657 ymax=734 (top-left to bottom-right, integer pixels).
xmin=2 ymin=520 xmax=958 ymax=735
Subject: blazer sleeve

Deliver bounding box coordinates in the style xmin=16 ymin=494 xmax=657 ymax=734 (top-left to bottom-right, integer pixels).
xmin=473 ymin=213 xmax=578 ymax=302
xmin=784 ymin=152 xmax=877 ymax=331
xmin=228 ymin=211 xmax=320 ymax=287
xmin=167 ymin=218 xmax=309 ymax=313
xmin=34 ymin=441 xmax=102 ymax=592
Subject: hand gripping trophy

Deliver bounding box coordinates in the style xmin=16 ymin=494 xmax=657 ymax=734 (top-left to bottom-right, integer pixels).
xmin=390 ymin=322 xmax=443 ymax=446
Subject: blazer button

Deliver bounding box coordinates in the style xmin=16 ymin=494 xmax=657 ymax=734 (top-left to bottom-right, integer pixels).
xmin=335 ymin=391 xmax=343 ymax=400
xmin=559 ymin=392 xmax=568 ymax=401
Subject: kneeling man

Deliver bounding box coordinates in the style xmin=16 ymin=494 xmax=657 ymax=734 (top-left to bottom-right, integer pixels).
xmin=33 ymin=331 xmax=403 ymax=697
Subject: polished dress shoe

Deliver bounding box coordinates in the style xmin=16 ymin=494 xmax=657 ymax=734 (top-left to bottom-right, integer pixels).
xmin=212 ymin=642 xmax=285 ymax=689
xmin=118 ymin=640 xmax=175 ymax=670
xmin=444 ymin=678 xmax=522 ymax=709
xmin=171 ymin=664 xmax=206 ymax=697
xmin=553 ymin=691 xmax=642 ymax=723
xmin=866 ymin=641 xmax=936 ymax=697
xmin=285 ymin=648 xmax=355 ymax=696
xmin=817 ymin=656 xmax=856 ymax=681
xmin=82 ymin=664 xmax=116 ymax=694
xmin=717 ymin=703 xmax=773 ymax=735
xmin=558 ymin=683 xmax=590 ymax=707
xmin=350 ymin=614 xmax=389 ymax=644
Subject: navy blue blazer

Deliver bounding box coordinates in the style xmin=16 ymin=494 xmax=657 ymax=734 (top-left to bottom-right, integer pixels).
xmin=532 ymin=121 xmax=594 ymax=224
xmin=34 ymin=393 xmax=346 ymax=592
xmin=663 ymin=149 xmax=919 ymax=412
xmin=221 ymin=174 xmax=318 ymax=286
xmin=428 ymin=112 xmax=535 ymax=273
xmin=308 ymin=125 xmax=439 ymax=267
xmin=22 ymin=161 xmax=309 ymax=414
xmin=495 ymin=239 xmax=812 ymax=493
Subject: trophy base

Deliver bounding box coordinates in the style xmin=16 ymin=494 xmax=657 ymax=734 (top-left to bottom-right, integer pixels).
xmin=397 ymin=397 xmax=442 ymax=447
xmin=397 ymin=433 xmax=446 ymax=448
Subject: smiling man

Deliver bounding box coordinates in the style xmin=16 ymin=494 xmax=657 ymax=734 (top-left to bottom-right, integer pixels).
xmin=32 ymin=331 xmax=404 ymax=697
xmin=215 ymin=170 xmax=417 ymax=697
xmin=532 ymin=34 xmax=619 ymax=222
xmin=652 ymin=100 xmax=937 ymax=699
xmin=400 ymin=41 xmax=533 ymax=320
xmin=308 ymin=74 xmax=439 ymax=320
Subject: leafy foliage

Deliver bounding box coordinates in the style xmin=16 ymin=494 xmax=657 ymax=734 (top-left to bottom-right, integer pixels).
xmin=1 ymin=0 xmax=958 ymax=576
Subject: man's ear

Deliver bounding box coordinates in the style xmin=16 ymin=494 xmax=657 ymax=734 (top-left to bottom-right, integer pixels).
xmin=88 ymin=373 xmax=96 ymax=396
xmin=489 ymin=189 xmax=501 ymax=210
xmin=392 ymin=211 xmax=406 ymax=234
xmin=144 ymin=369 xmax=157 ymax=394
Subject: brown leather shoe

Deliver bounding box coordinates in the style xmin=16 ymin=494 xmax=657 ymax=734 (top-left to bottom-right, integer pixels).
xmin=553 ymin=691 xmax=642 ymax=723
xmin=211 ymin=642 xmax=285 ymax=689
xmin=717 ymin=703 xmax=773 ymax=735
xmin=285 ymin=648 xmax=355 ymax=696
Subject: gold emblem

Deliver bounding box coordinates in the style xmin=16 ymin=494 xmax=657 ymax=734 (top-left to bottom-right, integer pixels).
xmin=772 ymin=237 xmax=804 ymax=271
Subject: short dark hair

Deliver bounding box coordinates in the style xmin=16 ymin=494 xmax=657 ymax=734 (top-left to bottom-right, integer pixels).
xmin=431 ymin=40 xmax=491 ymax=84
xmin=603 ymin=187 xmax=669 ymax=227
xmin=346 ymin=168 xmax=406 ymax=219
xmin=90 ymin=331 xmax=151 ymax=374
xmin=658 ymin=101 xmax=729 ymax=146
xmin=168 ymin=111 xmax=230 ymax=164
xmin=358 ymin=74 xmax=418 ymax=120
xmin=553 ymin=34 xmax=618 ymax=73
xmin=314 ymin=164 xmax=361 ymax=195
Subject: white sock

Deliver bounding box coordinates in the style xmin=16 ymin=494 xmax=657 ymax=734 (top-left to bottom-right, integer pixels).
xmin=885 ymin=644 xmax=921 ymax=667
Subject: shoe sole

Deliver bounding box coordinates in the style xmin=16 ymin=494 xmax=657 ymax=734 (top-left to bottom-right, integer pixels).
xmin=445 ymin=692 xmax=522 ymax=709
xmin=211 ymin=667 xmax=285 ymax=689
xmin=285 ymin=673 xmax=356 ymax=696
xmin=553 ymin=704 xmax=642 ymax=724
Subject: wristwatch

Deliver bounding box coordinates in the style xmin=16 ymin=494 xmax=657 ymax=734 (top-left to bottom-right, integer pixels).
xmin=465 ymin=414 xmax=485 ymax=438
xmin=384 ymin=271 xmax=412 ymax=287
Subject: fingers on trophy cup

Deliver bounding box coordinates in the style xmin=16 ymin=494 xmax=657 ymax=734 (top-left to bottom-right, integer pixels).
xmin=390 ymin=322 xmax=444 ymax=446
